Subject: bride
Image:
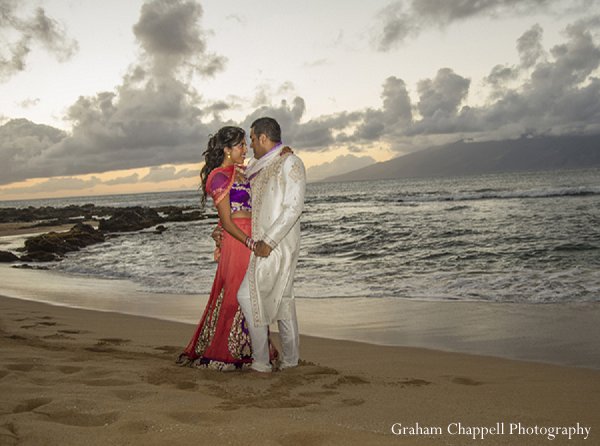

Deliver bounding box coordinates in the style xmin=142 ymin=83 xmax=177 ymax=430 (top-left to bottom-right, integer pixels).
xmin=176 ymin=126 xmax=283 ymax=370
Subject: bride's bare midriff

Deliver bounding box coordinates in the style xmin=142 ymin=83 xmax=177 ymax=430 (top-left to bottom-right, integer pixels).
xmin=231 ymin=211 xmax=252 ymax=219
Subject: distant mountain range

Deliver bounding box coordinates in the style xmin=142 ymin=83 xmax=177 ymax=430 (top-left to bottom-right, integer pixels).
xmin=322 ymin=134 xmax=600 ymax=183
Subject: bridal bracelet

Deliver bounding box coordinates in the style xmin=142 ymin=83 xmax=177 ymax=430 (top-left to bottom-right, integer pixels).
xmin=245 ymin=236 xmax=256 ymax=251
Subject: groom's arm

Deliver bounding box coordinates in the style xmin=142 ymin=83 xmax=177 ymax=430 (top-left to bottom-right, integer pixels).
xmin=261 ymin=155 xmax=306 ymax=250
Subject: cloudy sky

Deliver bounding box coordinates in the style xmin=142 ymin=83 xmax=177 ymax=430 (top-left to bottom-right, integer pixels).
xmin=1 ymin=0 xmax=599 ymax=200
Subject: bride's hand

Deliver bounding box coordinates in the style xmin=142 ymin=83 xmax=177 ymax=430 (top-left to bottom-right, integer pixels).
xmin=280 ymin=146 xmax=294 ymax=156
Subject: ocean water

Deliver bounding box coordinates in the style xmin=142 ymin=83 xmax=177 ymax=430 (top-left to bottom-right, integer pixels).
xmin=3 ymin=168 xmax=600 ymax=304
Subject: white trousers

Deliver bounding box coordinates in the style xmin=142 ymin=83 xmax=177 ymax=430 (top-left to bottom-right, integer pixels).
xmin=237 ymin=271 xmax=299 ymax=372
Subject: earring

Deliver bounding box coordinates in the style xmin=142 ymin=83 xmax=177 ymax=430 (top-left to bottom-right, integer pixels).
xmin=227 ymin=153 xmax=231 ymax=159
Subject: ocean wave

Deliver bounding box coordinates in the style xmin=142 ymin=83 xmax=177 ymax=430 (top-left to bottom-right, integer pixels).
xmin=553 ymin=243 xmax=598 ymax=252
xmin=402 ymin=186 xmax=600 ymax=203
xmin=310 ymin=186 xmax=600 ymax=205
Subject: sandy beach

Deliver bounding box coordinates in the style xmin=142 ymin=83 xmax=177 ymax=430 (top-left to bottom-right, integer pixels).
xmin=1 ymin=292 xmax=599 ymax=446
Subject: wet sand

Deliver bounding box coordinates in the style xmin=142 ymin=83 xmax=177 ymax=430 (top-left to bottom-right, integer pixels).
xmin=1 ymin=264 xmax=599 ymax=369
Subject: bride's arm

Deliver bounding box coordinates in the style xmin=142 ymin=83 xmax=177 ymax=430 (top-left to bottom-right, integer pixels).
xmin=215 ymin=195 xmax=250 ymax=246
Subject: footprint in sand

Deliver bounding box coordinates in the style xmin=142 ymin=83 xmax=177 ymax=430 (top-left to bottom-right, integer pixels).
xmin=86 ymin=338 xmax=131 ymax=352
xmin=58 ymin=329 xmax=85 ymax=335
xmin=0 ymin=423 xmax=18 ymax=446
xmin=96 ymin=338 xmax=130 ymax=346
xmin=118 ymin=420 xmax=152 ymax=434
xmin=145 ymin=367 xmax=198 ymax=390
xmin=395 ymin=378 xmax=432 ymax=387
xmin=6 ymin=363 xmax=35 ymax=372
xmin=154 ymin=345 xmax=181 ymax=355
xmin=20 ymin=321 xmax=58 ymax=329
xmin=36 ymin=409 xmax=120 ymax=427
xmin=12 ymin=398 xmax=53 ymax=414
xmin=81 ymin=378 xmax=135 ymax=387
xmin=339 ymin=398 xmax=365 ymax=407
xmin=450 ymin=376 xmax=484 ymax=386
xmin=112 ymin=389 xmax=152 ymax=401
xmin=5 ymin=334 xmax=27 ymax=341
xmin=85 ymin=345 xmax=117 ymax=353
xmin=322 ymin=375 xmax=370 ymax=389
xmin=167 ymin=411 xmax=227 ymax=425
xmin=298 ymin=390 xmax=339 ymax=397
xmin=57 ymin=366 xmax=83 ymax=375
xmin=43 ymin=333 xmax=75 ymax=340
xmin=83 ymin=369 xmax=113 ymax=378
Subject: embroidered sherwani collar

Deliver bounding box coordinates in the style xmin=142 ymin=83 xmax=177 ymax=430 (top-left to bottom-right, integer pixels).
xmin=246 ymin=142 xmax=283 ymax=180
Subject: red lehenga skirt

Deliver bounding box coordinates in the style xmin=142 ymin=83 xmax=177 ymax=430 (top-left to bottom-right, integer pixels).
xmin=177 ymin=218 xmax=253 ymax=370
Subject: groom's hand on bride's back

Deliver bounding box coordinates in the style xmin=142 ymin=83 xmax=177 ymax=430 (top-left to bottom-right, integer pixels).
xmin=254 ymin=241 xmax=272 ymax=257
xmin=211 ymin=225 xmax=223 ymax=247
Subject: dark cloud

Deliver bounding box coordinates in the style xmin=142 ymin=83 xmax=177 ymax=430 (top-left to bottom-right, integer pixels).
xmin=133 ymin=0 xmax=226 ymax=78
xmin=381 ymin=76 xmax=413 ymax=126
xmin=476 ymin=18 xmax=600 ymax=136
xmin=3 ymin=9 xmax=600 ymax=188
xmin=342 ymin=18 xmax=600 ymax=147
xmin=374 ymin=0 xmax=593 ymax=51
xmin=243 ymin=97 xmax=363 ymax=150
xmin=342 ymin=76 xmax=413 ymax=143
xmin=517 ymin=24 xmax=546 ymax=68
xmin=1 ymin=0 xmax=230 ymax=184
xmin=0 ymin=118 xmax=67 ymax=184
xmin=484 ymin=64 xmax=519 ymax=92
xmin=416 ymin=68 xmax=470 ymax=119
xmin=0 ymin=0 xmax=78 ymax=81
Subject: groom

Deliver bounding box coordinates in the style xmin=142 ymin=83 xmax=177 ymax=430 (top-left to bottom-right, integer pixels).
xmin=237 ymin=117 xmax=306 ymax=373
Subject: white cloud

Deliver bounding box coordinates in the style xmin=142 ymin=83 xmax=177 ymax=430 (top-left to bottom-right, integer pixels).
xmin=0 ymin=1 xmax=78 ymax=81
xmin=373 ymin=0 xmax=593 ymax=51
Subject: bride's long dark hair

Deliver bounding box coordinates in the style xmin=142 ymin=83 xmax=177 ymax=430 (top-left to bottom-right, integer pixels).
xmin=200 ymin=126 xmax=245 ymax=208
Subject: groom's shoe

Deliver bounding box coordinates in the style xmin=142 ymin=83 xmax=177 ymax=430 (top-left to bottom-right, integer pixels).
xmin=278 ymin=361 xmax=298 ymax=371
xmin=250 ymin=363 xmax=272 ymax=373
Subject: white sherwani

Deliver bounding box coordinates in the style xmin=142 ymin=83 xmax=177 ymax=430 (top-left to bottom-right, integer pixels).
xmin=246 ymin=149 xmax=306 ymax=327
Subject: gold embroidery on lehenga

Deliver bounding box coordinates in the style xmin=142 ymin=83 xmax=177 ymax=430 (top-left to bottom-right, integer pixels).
xmin=228 ymin=307 xmax=252 ymax=359
xmin=194 ymin=288 xmax=224 ymax=356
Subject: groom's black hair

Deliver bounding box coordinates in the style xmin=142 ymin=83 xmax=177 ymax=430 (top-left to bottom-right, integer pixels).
xmin=251 ymin=117 xmax=282 ymax=143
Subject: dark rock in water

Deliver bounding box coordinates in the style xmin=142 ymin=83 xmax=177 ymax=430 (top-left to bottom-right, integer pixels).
xmin=154 ymin=225 xmax=167 ymax=234
xmin=19 ymin=251 xmax=59 ymax=262
xmin=0 ymin=250 xmax=19 ymax=262
xmin=22 ymin=223 xmax=105 ymax=261
xmin=99 ymin=207 xmax=163 ymax=232
xmin=11 ymin=263 xmax=49 ymax=270
xmin=162 ymin=208 xmax=206 ymax=222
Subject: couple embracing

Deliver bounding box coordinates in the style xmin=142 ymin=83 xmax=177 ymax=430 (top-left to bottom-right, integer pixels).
xmin=177 ymin=117 xmax=306 ymax=373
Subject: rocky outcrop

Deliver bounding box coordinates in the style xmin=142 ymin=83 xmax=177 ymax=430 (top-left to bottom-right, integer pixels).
xmin=154 ymin=225 xmax=167 ymax=234
xmin=3 ymin=203 xmax=216 ymax=263
xmin=0 ymin=250 xmax=19 ymax=262
xmin=98 ymin=207 xmax=162 ymax=232
xmin=21 ymin=223 xmax=105 ymax=262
